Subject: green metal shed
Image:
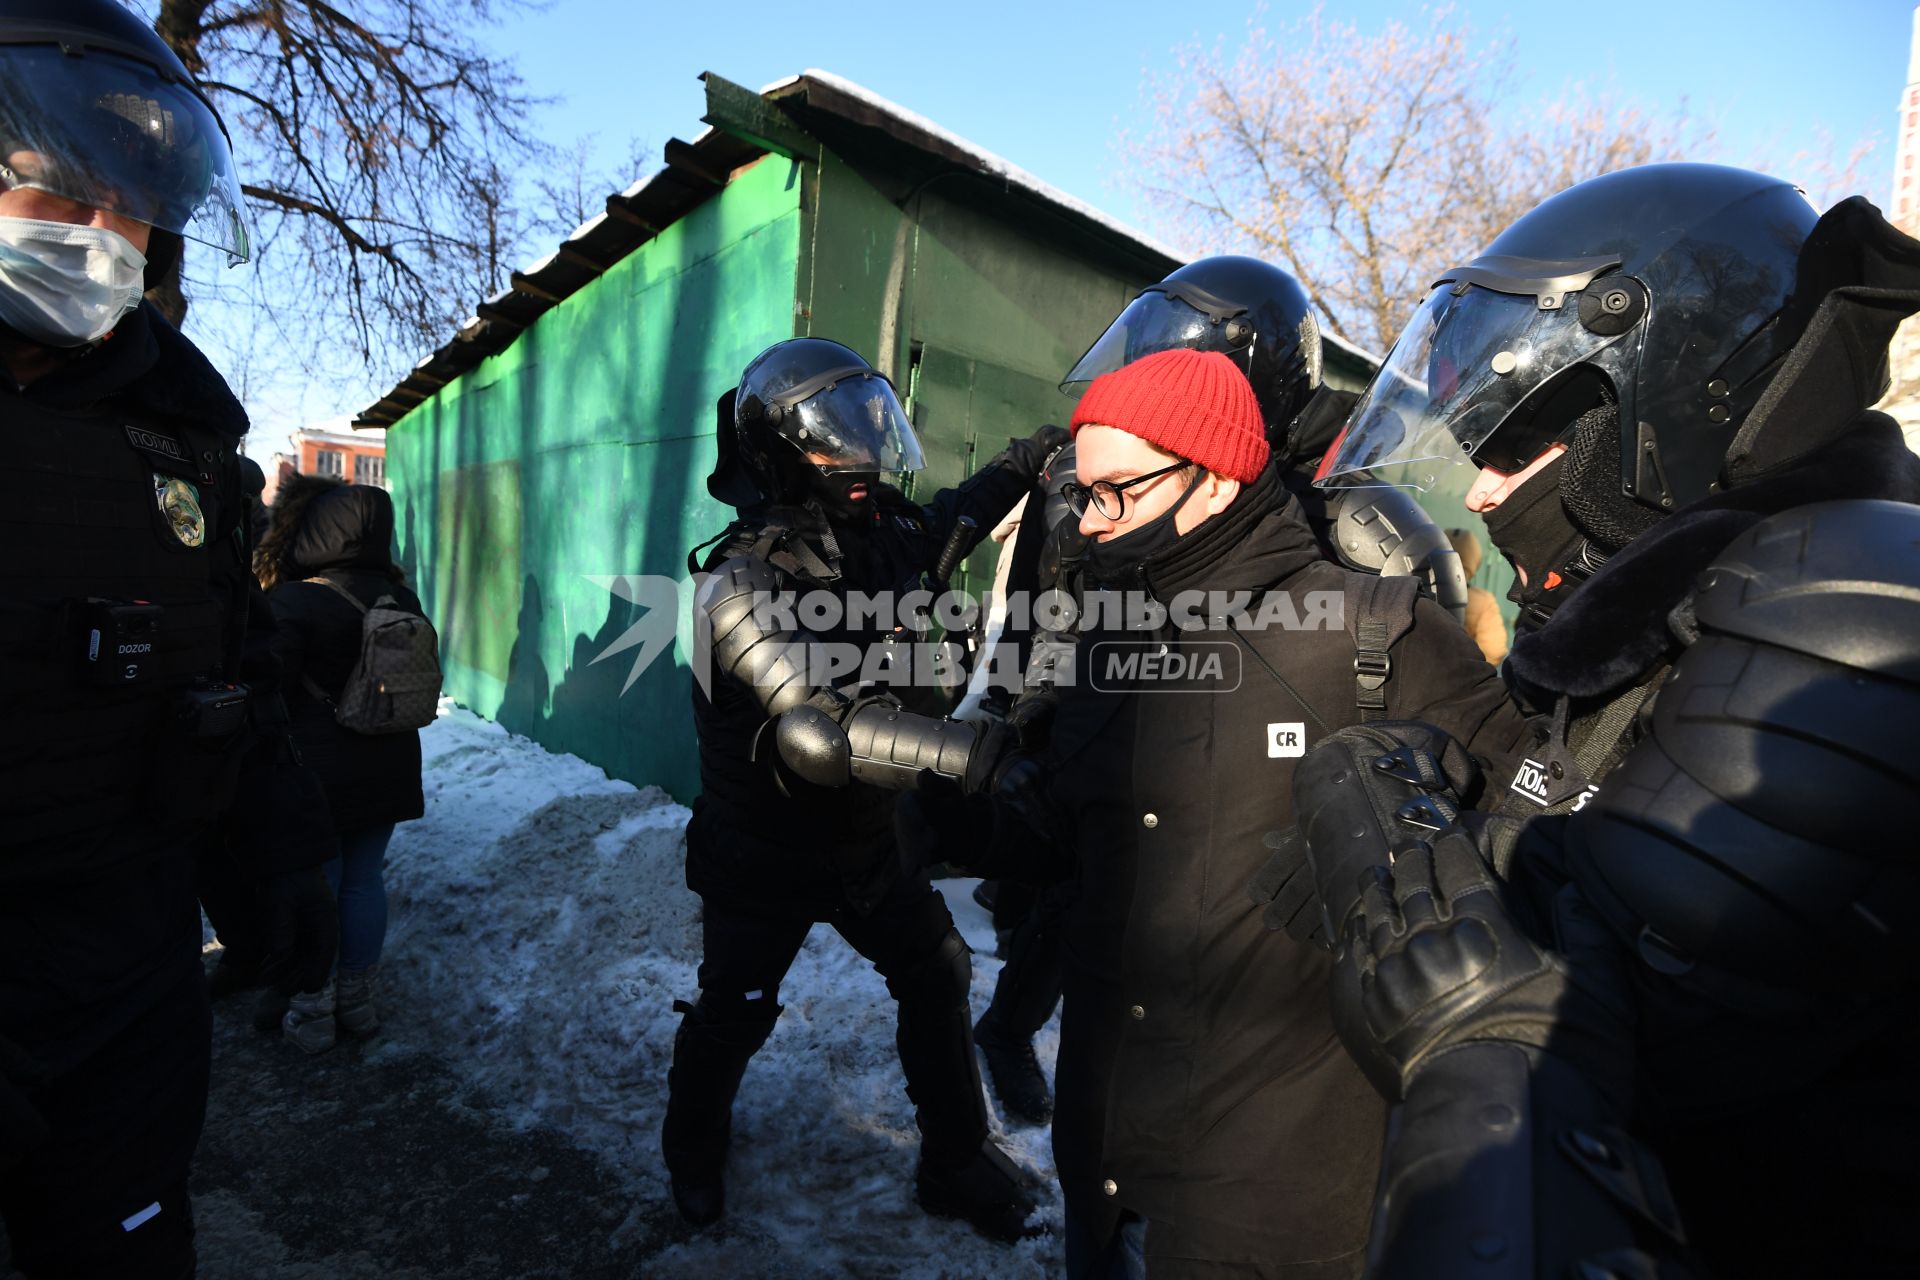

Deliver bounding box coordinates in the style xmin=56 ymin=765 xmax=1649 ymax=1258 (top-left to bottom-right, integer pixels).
xmin=356 ymin=71 xmax=1388 ymax=802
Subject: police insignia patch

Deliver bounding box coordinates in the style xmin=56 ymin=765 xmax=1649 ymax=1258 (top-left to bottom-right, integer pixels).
xmin=155 ymin=474 xmax=206 ymax=547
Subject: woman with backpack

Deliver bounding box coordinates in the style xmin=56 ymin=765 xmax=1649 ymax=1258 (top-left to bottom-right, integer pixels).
xmin=255 ymin=474 xmax=438 ymax=1053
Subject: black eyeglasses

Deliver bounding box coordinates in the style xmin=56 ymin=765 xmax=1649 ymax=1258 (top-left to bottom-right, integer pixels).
xmin=1061 ymin=460 xmax=1193 ymax=520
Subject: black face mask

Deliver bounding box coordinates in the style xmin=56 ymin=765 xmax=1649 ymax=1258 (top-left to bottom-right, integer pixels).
xmin=1083 ymin=469 xmax=1205 ymax=586
xmin=1481 ymin=454 xmax=1588 ymax=630
xmin=807 ymin=469 xmax=881 ymax=520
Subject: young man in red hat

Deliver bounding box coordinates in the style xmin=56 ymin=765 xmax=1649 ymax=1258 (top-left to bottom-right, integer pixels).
xmin=930 ymin=348 xmax=1527 ymax=1278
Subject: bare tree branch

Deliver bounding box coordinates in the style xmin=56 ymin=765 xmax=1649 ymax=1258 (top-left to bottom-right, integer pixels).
xmin=1123 ymin=5 xmax=1719 ymax=354
xmin=128 ymin=0 xmax=608 ymax=393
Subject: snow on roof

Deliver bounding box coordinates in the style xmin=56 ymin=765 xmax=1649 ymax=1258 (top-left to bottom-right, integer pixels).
xmin=767 ymin=70 xmax=1380 ymax=370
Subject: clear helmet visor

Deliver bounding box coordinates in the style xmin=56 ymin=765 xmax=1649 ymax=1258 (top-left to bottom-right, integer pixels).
xmin=0 ymin=46 xmax=249 ymax=261
xmin=1060 ymin=283 xmax=1254 ymax=394
xmin=1315 ymin=273 xmax=1629 ymax=491
xmin=779 ymin=369 xmax=926 ymax=474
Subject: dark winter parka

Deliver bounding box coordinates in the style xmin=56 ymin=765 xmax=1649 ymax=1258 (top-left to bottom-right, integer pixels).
xmin=1000 ymin=465 xmax=1528 ymax=1276
xmin=267 ymin=481 xmax=426 ymax=834
xmin=687 ymin=433 xmax=1056 ymax=917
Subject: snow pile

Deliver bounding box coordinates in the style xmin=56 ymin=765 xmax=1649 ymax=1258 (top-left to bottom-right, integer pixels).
xmin=371 ymin=701 xmax=1065 ymax=1277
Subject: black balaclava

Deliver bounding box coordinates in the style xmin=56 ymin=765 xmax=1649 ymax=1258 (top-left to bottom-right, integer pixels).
xmin=1082 ymin=469 xmax=1206 ymax=586
xmin=808 ymin=468 xmax=880 ymax=520
xmin=1481 ymin=453 xmax=1589 ymax=631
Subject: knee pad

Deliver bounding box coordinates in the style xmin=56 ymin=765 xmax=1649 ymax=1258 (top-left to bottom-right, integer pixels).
xmin=673 ymin=992 xmax=782 ymax=1050
xmin=886 ymin=927 xmax=972 ymax=1009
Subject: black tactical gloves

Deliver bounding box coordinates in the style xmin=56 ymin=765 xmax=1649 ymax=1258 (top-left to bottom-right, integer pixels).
xmin=1248 ymin=721 xmax=1485 ymax=944
xmin=1266 ymin=722 xmax=1637 ymax=1110
xmin=1327 ymin=818 xmax=1634 ymax=1104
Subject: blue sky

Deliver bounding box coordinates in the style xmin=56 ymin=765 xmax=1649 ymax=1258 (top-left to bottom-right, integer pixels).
xmin=240 ymin=0 xmax=1917 ymax=446
xmin=499 ymin=0 xmax=1911 ymax=228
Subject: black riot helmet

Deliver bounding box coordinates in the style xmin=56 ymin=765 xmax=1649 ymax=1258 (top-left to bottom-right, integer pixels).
xmin=1062 ymin=255 xmax=1323 ymax=449
xmin=0 ymin=0 xmax=251 ymax=279
xmin=1317 ymin=165 xmax=1820 ymax=545
xmin=708 ymin=337 xmax=926 ymax=511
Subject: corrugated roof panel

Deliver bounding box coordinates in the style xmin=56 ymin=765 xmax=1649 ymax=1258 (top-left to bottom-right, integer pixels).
xmin=355 ymin=70 xmax=1377 ymax=428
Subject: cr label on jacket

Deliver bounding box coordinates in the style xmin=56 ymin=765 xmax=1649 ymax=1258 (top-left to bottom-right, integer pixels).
xmin=1267 ymin=723 xmax=1307 ymax=758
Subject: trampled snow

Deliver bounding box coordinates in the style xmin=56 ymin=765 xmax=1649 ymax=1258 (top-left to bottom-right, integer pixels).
xmin=365 ymin=701 xmax=1065 ymax=1277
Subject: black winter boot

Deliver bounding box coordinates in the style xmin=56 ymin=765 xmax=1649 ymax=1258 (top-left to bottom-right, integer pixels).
xmin=916 ymin=1139 xmax=1043 ymax=1243
xmin=887 ymin=927 xmax=1042 ymax=1241
xmin=974 ymin=1012 xmax=1052 ymax=1125
xmin=660 ymin=996 xmax=779 ymax=1227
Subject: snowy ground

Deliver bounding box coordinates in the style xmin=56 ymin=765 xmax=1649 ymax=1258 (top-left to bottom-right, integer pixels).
xmin=205 ymin=701 xmax=1067 ymax=1278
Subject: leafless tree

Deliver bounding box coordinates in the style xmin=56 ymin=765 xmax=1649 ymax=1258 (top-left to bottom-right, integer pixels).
xmin=1126 ymin=6 xmax=1713 ymax=354
xmin=533 ymin=133 xmax=654 ymax=238
xmin=127 ymin=0 xmax=559 ymax=383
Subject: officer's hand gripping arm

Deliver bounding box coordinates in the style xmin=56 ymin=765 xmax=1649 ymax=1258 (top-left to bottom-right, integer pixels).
xmin=1332 ymin=824 xmax=1683 ymax=1279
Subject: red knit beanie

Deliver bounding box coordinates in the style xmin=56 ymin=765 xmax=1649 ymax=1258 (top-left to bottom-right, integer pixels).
xmin=1068 ymin=349 xmax=1270 ymax=483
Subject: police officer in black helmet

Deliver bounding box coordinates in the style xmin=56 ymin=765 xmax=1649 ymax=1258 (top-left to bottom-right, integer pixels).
xmin=1290 ymin=164 xmax=1920 ymax=1277
xmin=0 ymin=3 xmax=336 ymax=1275
xmin=670 ymin=336 xmax=1066 ymax=1241
xmin=1063 ymin=254 xmax=1468 ymax=613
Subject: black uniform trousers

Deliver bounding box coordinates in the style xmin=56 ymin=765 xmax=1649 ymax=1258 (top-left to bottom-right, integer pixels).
xmin=1 ymin=850 xmax=210 ymax=1280
xmin=692 ymin=859 xmax=987 ymax=1163
xmin=698 ymin=864 xmax=957 ymax=1014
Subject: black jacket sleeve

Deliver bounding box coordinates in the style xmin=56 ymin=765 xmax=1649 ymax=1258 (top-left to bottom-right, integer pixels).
xmin=1386 ymin=595 xmax=1532 ymax=786
xmin=915 ymin=425 xmax=1070 ymax=569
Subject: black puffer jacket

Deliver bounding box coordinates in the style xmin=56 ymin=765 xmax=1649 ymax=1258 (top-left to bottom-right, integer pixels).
xmin=267 ymin=484 xmax=427 ymax=834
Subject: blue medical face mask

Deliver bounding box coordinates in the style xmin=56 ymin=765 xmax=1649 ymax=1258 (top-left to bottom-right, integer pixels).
xmin=0 ymin=215 xmax=147 ymax=347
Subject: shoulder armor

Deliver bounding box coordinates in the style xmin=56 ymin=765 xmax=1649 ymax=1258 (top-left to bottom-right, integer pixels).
xmin=1571 ymin=498 xmax=1920 ymax=994
xmin=696 ymin=554 xmax=813 ymax=717
xmin=1328 ymin=484 xmax=1469 ymax=618
xmin=1694 ymin=498 xmax=1920 ymax=683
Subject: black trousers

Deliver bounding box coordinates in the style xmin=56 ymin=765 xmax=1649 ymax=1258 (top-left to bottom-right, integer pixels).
xmin=1 ymin=853 xmax=210 ymax=1280
xmin=690 ymin=863 xmax=987 ymax=1164
xmin=697 ymin=866 xmax=954 ymax=1001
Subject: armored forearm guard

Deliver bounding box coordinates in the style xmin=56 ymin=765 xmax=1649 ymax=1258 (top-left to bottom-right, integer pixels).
xmin=775 ymin=699 xmax=979 ymax=791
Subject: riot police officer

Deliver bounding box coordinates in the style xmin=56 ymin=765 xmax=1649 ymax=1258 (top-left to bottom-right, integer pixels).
xmin=668 ymin=337 xmax=1064 ymax=1241
xmin=1295 ymin=164 xmax=1920 ymax=1277
xmin=0 ymin=2 xmax=336 ymax=1276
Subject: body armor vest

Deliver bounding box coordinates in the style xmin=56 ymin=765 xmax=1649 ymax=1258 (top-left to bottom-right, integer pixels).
xmin=0 ymin=389 xmax=244 ymax=880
